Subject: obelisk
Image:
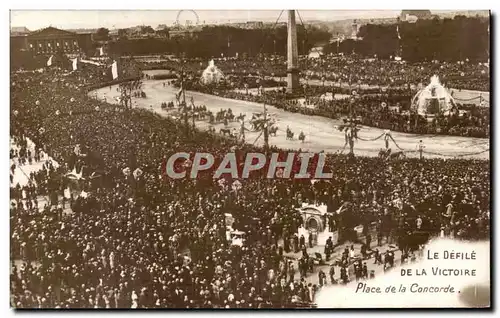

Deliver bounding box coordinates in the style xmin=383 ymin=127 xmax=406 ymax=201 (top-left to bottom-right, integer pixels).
xmin=287 ymin=10 xmax=299 ymax=94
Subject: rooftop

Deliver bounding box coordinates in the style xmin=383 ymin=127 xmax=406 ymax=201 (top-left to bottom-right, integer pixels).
xmin=10 ymin=26 xmax=30 ymax=36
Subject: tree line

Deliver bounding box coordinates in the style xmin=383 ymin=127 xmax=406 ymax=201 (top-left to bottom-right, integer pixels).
xmin=324 ymin=15 xmax=490 ymax=62
xmin=107 ymin=25 xmax=331 ymax=58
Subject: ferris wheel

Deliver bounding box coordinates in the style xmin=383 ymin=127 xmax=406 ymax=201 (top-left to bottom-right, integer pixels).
xmin=176 ymin=10 xmax=200 ymax=27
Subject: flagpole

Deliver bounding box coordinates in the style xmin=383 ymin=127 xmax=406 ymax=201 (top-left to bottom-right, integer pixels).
xmin=191 ymin=96 xmax=195 ymax=131
xmin=263 ymin=82 xmax=269 ymax=152
xmin=240 ymin=117 xmax=246 ymax=143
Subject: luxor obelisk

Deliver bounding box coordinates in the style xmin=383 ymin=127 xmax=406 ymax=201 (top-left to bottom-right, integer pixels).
xmin=287 ymin=10 xmax=300 ymax=93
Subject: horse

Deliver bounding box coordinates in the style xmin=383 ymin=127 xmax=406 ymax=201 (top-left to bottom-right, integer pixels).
xmin=197 ymin=111 xmax=206 ymax=120
xmin=298 ymin=132 xmax=306 ymax=143
xmin=390 ymin=151 xmax=406 ymax=160
xmin=193 ymin=105 xmax=205 ymax=113
xmin=208 ymin=112 xmax=215 ymax=124
xmin=286 ymin=129 xmax=294 ymax=140
xmin=236 ymin=114 xmax=245 ymax=122
xmin=251 ymin=121 xmax=260 ymax=131
xmin=216 ymin=110 xmax=225 ymax=123
xmin=225 ymin=113 xmax=235 ymax=122
xmin=269 ymin=126 xmax=278 ymax=136
xmin=378 ymin=148 xmax=387 ymax=159
xmin=378 ymin=148 xmax=392 ymax=160
xmin=220 ymin=128 xmax=231 ymax=136
xmin=378 ymin=148 xmax=405 ymax=161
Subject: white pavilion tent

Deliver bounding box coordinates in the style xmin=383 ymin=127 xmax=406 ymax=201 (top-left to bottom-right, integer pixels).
xmin=411 ymin=75 xmax=456 ymax=116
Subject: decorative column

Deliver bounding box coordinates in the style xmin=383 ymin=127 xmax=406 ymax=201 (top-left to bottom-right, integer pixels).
xmin=286 ymin=10 xmax=299 ymax=94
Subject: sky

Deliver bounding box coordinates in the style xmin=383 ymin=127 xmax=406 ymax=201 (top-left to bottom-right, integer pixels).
xmin=10 ymin=10 xmax=404 ymax=30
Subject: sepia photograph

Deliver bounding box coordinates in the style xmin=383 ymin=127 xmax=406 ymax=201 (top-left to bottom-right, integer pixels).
xmin=9 ymin=8 xmax=491 ymax=309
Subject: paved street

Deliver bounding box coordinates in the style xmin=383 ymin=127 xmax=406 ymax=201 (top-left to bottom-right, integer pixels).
xmin=93 ymin=80 xmax=489 ymax=159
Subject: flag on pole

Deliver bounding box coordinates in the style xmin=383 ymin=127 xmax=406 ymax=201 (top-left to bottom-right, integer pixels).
xmin=176 ymin=87 xmax=183 ymax=101
xmin=111 ymin=60 xmax=118 ymax=80
xmin=47 ymin=55 xmax=54 ymax=66
xmin=72 ymin=58 xmax=78 ymax=71
xmin=99 ymin=47 xmax=104 ymax=56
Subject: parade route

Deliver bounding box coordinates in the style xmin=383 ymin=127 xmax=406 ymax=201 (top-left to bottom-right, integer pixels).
xmin=270 ymin=77 xmax=490 ymax=107
xmin=143 ymin=70 xmax=490 ymax=107
xmin=93 ymin=80 xmax=489 ymax=159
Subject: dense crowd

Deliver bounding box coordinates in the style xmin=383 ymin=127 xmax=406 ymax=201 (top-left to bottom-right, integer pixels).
xmin=10 ymin=67 xmax=490 ymax=308
xmin=145 ymin=54 xmax=490 ymax=91
xmin=149 ymin=55 xmax=490 ymax=138
xmin=178 ymin=79 xmax=489 ymax=138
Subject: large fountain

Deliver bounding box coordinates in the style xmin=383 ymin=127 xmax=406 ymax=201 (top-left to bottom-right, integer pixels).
xmin=200 ymin=59 xmax=225 ymax=85
xmin=411 ymin=75 xmax=456 ymax=116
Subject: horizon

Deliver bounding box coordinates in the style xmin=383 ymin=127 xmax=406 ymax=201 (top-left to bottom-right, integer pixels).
xmin=9 ymin=9 xmax=484 ymax=31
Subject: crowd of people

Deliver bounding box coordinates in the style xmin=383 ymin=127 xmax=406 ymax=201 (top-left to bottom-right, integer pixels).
xmin=145 ymin=54 xmax=490 ymax=91
xmin=10 ymin=64 xmax=490 ymax=309
xmin=147 ymin=55 xmax=490 ymax=138
xmin=177 ymin=78 xmax=489 ymax=138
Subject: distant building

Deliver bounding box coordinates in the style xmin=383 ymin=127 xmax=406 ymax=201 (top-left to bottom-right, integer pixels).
xmin=127 ymin=25 xmax=160 ymax=39
xmin=169 ymin=29 xmax=195 ymax=38
xmin=155 ymin=25 xmax=170 ymax=39
xmin=169 ymin=26 xmax=201 ymax=39
xmin=245 ymin=21 xmax=264 ymax=29
xmin=10 ymin=26 xmax=31 ymax=53
xmin=10 ymin=26 xmax=93 ymax=56
xmin=156 ymin=24 xmax=168 ymax=31
xmin=109 ymin=29 xmax=120 ymax=40
xmin=400 ymin=10 xmax=432 ymax=22
xmin=10 ymin=26 xmax=30 ymax=36
xmin=405 ymin=15 xmax=419 ymax=23
xmin=226 ymin=21 xmax=265 ymax=29
xmin=351 ymin=20 xmax=359 ymax=39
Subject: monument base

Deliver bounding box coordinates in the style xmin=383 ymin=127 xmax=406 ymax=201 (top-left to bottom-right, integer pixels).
xmin=295 ymin=225 xmax=335 ymax=247
xmin=286 ymin=68 xmax=300 ymax=94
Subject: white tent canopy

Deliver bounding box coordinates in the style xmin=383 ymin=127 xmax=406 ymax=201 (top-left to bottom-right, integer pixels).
xmin=411 ymin=75 xmax=456 ymax=116
xmin=200 ymin=60 xmax=225 ymax=85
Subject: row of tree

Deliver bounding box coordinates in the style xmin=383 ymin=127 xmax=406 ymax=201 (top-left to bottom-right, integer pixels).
xmin=94 ymin=26 xmax=169 ymax=42
xmin=324 ymin=16 xmax=490 ymax=62
xmin=107 ymin=25 xmax=331 ymax=58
